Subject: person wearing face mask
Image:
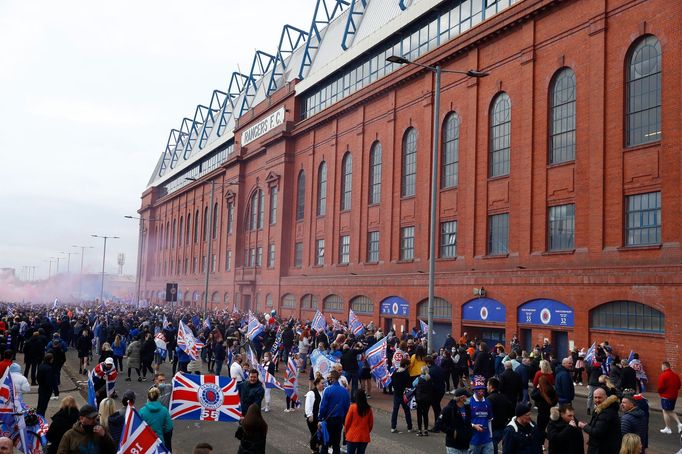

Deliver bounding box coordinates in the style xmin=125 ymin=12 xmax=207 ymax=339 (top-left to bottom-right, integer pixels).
xmin=437 ymin=388 xmax=474 ymax=454
xmin=261 ymin=352 xmax=276 ymax=412
xmin=56 ymin=404 xmax=116 ymax=454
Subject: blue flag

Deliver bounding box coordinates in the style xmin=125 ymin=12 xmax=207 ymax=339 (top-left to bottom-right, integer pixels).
xmin=365 ymin=336 xmax=391 ymax=388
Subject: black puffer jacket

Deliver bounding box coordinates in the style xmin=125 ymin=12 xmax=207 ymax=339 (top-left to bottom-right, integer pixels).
xmin=620 ymin=406 xmax=648 ymax=449
xmin=583 ymin=395 xmax=622 ymax=454
xmin=46 ymin=407 xmax=79 ymax=454
xmin=546 ymin=407 xmax=584 ymax=454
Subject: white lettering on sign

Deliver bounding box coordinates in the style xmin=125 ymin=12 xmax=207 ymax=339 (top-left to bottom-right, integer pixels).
xmin=240 ymin=106 xmax=286 ymax=146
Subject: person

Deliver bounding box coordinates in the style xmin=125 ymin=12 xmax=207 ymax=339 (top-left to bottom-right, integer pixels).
xmin=620 ymin=395 xmax=648 ymax=454
xmin=501 ymin=403 xmax=543 ymax=454
xmin=499 ymin=360 xmax=523 ymax=406
xmin=657 ymin=360 xmax=682 ymax=434
xmin=230 ymin=354 xmax=245 ymax=384
xmin=620 ymin=360 xmax=638 ymax=393
xmin=213 ymin=339 xmax=226 ymax=375
xmin=261 ymin=351 xmax=276 ymax=412
xmin=108 ymin=390 xmax=136 ymax=447
xmin=343 ymin=388 xmax=374 ymax=454
xmin=470 ymin=375 xmax=494 ymax=454
xmin=555 ymin=357 xmax=575 ymax=405
xmin=111 ymin=334 xmax=126 ymax=372
xmin=0 ymin=437 xmax=13 ymax=454
xmin=618 ymin=433 xmax=642 ymax=454
xmin=9 ymin=363 xmax=30 ymax=401
xmin=91 ymin=357 xmax=118 ymax=406
xmin=139 ymin=386 xmax=173 ymax=448
xmin=413 ymin=365 xmax=434 ymax=436
xmin=239 ymin=369 xmax=265 ymax=412
xmin=578 ymin=387 xmax=622 ymax=454
xmin=426 ymin=354 xmax=446 ymax=429
xmin=533 ymin=370 xmax=557 ymax=444
xmin=515 ymin=357 xmax=532 ymax=405
xmin=438 ymin=388 xmax=474 ymax=454
xmin=23 ymin=331 xmax=45 ymax=385
xmin=97 ymin=398 xmax=116 ymax=436
xmin=546 ymin=404 xmax=584 ymax=454
xmin=125 ymin=335 xmax=143 ymax=381
xmin=487 ymin=377 xmax=513 ymax=454
xmin=152 ymin=373 xmax=173 ymax=408
xmin=586 ymin=354 xmax=603 ymax=415
xmin=56 ymin=404 xmax=116 ymax=454
xmin=235 ymin=403 xmax=268 ymax=453
xmin=76 ymin=328 xmax=92 ymax=375
xmin=36 ymin=353 xmax=54 ymax=416
xmin=340 ymin=342 xmax=364 ymax=399
xmin=140 ymin=332 xmax=156 ymax=379
xmin=318 ymin=369 xmax=351 ymax=454
xmin=47 ymin=339 xmax=66 ymax=400
xmin=390 ymin=358 xmax=413 ymax=433
xmin=46 ymin=396 xmax=79 ymax=454
xmin=473 ymin=343 xmax=495 ymax=379
xmin=409 ymin=346 xmax=427 ymax=381
xmin=193 ymin=442 xmax=213 ymax=454
xmin=305 ymin=377 xmax=324 ymax=454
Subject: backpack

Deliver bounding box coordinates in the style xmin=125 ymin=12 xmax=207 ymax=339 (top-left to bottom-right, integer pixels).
xmin=415 ymin=377 xmax=435 ymax=403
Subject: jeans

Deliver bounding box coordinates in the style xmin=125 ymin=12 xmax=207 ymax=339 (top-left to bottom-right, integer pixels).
xmin=446 ymin=448 xmax=470 ymax=454
xmin=470 ymin=442 xmax=494 ymax=454
xmin=390 ymin=393 xmax=413 ymax=430
xmin=345 ymin=370 xmax=359 ymax=399
xmin=416 ymin=401 xmax=430 ymax=431
xmin=347 ymin=442 xmax=367 ymax=454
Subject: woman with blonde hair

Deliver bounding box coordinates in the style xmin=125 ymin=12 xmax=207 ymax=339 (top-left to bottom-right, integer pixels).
xmin=46 ymin=396 xmax=79 ymax=454
xmin=98 ymin=397 xmax=116 ymax=432
xmin=412 ymin=365 xmax=433 ymax=436
xmin=619 ymin=433 xmax=642 ymax=454
xmin=112 ymin=334 xmax=126 ymax=372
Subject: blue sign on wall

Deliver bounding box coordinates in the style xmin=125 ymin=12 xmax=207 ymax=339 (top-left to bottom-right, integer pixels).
xmin=518 ymin=299 xmax=574 ymax=327
xmin=380 ymin=296 xmax=410 ymax=317
xmin=462 ymin=298 xmax=506 ymax=323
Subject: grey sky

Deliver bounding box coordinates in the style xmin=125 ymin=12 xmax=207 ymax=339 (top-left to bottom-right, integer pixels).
xmin=0 ymin=0 xmax=312 ymax=278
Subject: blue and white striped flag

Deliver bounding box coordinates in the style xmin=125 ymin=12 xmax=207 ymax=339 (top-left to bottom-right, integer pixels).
xmin=311 ymin=310 xmax=326 ymax=333
xmin=584 ymin=342 xmax=597 ymax=364
xmin=348 ymin=309 xmax=365 ymax=336
xmin=366 ymin=336 xmax=391 ymax=388
xmin=247 ymin=313 xmax=265 ymax=341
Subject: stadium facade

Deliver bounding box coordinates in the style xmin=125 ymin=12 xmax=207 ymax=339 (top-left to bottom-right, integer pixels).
xmin=139 ymin=0 xmax=682 ymax=383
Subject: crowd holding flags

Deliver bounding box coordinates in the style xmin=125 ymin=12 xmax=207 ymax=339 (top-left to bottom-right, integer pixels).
xmin=118 ymin=404 xmax=170 ymax=454
xmin=0 ymin=366 xmax=43 ymax=453
xmin=584 ymin=341 xmax=597 ymax=364
xmin=365 ymin=335 xmax=391 ymax=388
xmin=155 ymin=332 xmax=168 ymax=360
xmin=177 ymin=320 xmax=202 ymax=361
xmin=348 ymin=309 xmax=365 ymax=336
xmin=170 ymin=372 xmax=242 ymax=422
xmin=247 ymin=312 xmax=265 ymax=341
xmin=311 ymin=310 xmax=326 ymax=333
xmin=248 ymin=347 xmax=284 ymax=390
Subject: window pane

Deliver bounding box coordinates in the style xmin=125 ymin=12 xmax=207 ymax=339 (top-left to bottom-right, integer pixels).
xmin=296 ymin=171 xmax=306 ymax=221
xmin=549 ymin=69 xmax=576 ymax=163
xmin=367 ymin=231 xmax=380 ymax=263
xmin=400 ymin=226 xmax=415 ymax=260
xmin=590 ymin=300 xmax=664 ymax=333
xmin=489 ymin=93 xmax=511 ymax=177
xmin=439 ymin=220 xmax=457 ymax=258
xmin=625 ymin=192 xmax=661 ymax=246
xmin=401 ymin=129 xmax=417 ymax=197
xmin=488 ymin=213 xmax=509 ymax=254
xmin=627 ymin=36 xmax=662 ymax=146
xmin=441 ymin=113 xmax=459 ymax=188
xmin=341 ymin=153 xmax=352 ymax=211
xmin=369 ymin=142 xmax=382 ymax=204
xmin=548 ymin=204 xmax=575 ymax=251
xmin=317 ymin=162 xmax=327 ymax=216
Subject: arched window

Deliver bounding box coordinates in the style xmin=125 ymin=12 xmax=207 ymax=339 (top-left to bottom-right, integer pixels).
xmin=489 ymin=93 xmax=511 ymax=177
xmin=368 ymin=141 xmax=382 ymax=204
xmin=212 ymin=202 xmax=219 ymax=239
xmin=281 ymin=294 xmax=296 ymax=308
xmin=401 ymin=128 xmax=417 ymax=197
xmin=249 ymin=189 xmax=264 ymax=230
xmin=186 ymin=213 xmax=191 ymax=245
xmin=549 ymin=68 xmax=576 ymax=164
xmin=171 ymin=219 xmax=176 ymax=248
xmin=626 ymin=36 xmax=662 ymax=146
xmin=350 ymin=295 xmax=374 ymax=314
xmin=226 ymin=202 xmax=234 ymax=234
xmin=296 ymin=170 xmax=306 ymax=221
xmin=441 ymin=112 xmax=459 ymax=188
xmin=417 ymin=297 xmax=452 ymax=319
xmin=341 ymin=153 xmax=352 ymax=211
xmin=165 ymin=222 xmax=170 ymax=249
xmin=193 ymin=210 xmax=199 ymax=243
xmin=266 ymin=293 xmax=273 ymax=307
xmin=178 ymin=216 xmax=184 ymax=246
xmin=202 ymin=206 xmax=209 ymax=241
xmin=590 ymin=300 xmax=664 ymax=333
xmin=301 ymin=294 xmax=318 ymax=310
xmin=323 ymin=294 xmax=344 ymax=312
xmin=224 ymin=292 xmax=230 ymax=305
xmin=317 ymin=162 xmax=327 ymax=216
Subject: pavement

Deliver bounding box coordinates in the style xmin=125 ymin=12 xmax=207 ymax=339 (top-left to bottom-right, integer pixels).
xmin=16 ymin=350 xmax=681 ymax=454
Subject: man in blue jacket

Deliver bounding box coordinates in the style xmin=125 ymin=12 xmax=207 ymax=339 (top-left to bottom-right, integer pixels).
xmin=318 ymin=369 xmax=351 ymax=454
xmin=555 ymin=357 xmax=575 ymax=405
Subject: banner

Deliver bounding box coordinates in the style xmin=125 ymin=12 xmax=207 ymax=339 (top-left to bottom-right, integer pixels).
xmin=365 ymin=336 xmax=391 ymax=388
xmin=170 ymin=372 xmax=241 ymax=422
xmin=118 ymin=404 xmax=169 ymax=454
xmin=310 ymin=349 xmax=339 ymax=379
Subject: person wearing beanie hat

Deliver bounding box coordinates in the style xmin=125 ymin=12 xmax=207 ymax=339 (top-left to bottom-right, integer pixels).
xmin=501 ymin=403 xmax=543 ymax=454
xmin=470 ymin=375 xmax=494 ymax=454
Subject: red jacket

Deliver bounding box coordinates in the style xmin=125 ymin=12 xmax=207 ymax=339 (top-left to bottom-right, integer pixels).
xmin=657 ymin=368 xmax=681 ymax=400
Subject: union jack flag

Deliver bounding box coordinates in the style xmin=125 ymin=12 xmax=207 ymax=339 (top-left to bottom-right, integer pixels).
xmin=88 ymin=362 xmax=118 ymax=406
xmin=348 ymin=309 xmax=365 ymax=336
xmin=170 ymin=372 xmax=242 ymax=422
xmin=283 ymin=357 xmax=301 ymax=408
xmin=365 ymin=336 xmax=391 ymax=388
xmin=0 ymin=368 xmax=12 ymax=408
xmin=119 ymin=404 xmax=169 ymax=454
xmin=247 ymin=313 xmax=264 ymax=341
xmin=177 ymin=320 xmax=202 ymax=361
xmin=311 ymin=310 xmax=326 ymax=333
xmin=330 ymin=316 xmax=344 ymax=332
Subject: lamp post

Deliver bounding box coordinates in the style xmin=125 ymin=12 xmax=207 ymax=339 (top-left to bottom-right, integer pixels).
xmin=44 ymin=259 xmax=54 ymax=279
xmin=50 ymin=256 xmax=62 ymax=275
xmin=91 ymin=234 xmax=119 ymax=304
xmin=60 ymin=251 xmax=78 ymax=274
xmin=386 ymin=55 xmax=488 ymax=353
xmin=72 ymin=245 xmax=94 ymax=301
xmin=125 ymin=215 xmax=158 ymax=308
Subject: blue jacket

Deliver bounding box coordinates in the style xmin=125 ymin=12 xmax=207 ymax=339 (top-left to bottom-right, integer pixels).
xmin=621 ymin=407 xmax=648 ymax=448
xmin=318 ymin=382 xmax=350 ymax=421
xmin=554 ymin=365 xmax=574 ymax=404
xmin=175 ymin=346 xmax=191 ymax=363
xmin=112 ymin=339 xmax=126 ymax=357
xmin=139 ymin=401 xmax=173 ymax=441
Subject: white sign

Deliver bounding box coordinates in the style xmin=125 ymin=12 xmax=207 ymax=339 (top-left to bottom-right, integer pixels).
xmin=240 ymin=106 xmax=286 ymax=146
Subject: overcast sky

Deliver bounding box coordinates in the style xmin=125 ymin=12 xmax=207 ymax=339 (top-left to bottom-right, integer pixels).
xmin=0 ymin=0 xmax=312 ymax=279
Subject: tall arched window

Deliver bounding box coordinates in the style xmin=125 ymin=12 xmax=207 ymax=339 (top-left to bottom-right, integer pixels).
xmin=626 ymin=35 xmax=662 ymax=146
xmin=441 ymin=112 xmax=459 ymax=188
xmin=281 ymin=294 xmax=296 ymax=308
xmin=165 ymin=222 xmax=169 ymax=249
xmin=368 ymin=141 xmax=382 ymax=205
xmin=203 ymin=206 xmax=209 ymax=241
xmin=212 ymin=202 xmax=219 ymax=239
xmin=590 ymin=300 xmax=664 ymax=333
xmin=401 ymin=128 xmax=417 ymax=197
xmin=549 ymin=68 xmax=576 ymax=164
xmin=226 ymin=202 xmax=234 ymax=234
xmin=186 ymin=213 xmax=191 ymax=245
xmin=341 ymin=153 xmax=352 ymax=210
xmin=171 ymin=219 xmax=176 ymax=248
xmin=489 ymin=93 xmax=511 ymax=177
xmin=178 ymin=216 xmax=184 ymax=246
xmin=193 ymin=210 xmax=199 ymax=243
xmin=317 ymin=162 xmax=327 ymax=216
xmin=249 ymin=189 xmax=259 ymax=230
xmin=296 ymin=170 xmax=306 ymax=221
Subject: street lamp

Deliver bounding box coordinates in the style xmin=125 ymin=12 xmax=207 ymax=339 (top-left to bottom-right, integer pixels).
xmin=125 ymin=215 xmax=159 ymax=308
xmin=60 ymin=251 xmax=79 ymax=274
xmin=49 ymin=256 xmax=62 ymax=275
xmin=91 ymin=234 xmax=119 ymax=304
xmin=72 ymin=245 xmax=94 ymax=301
xmin=43 ymin=259 xmax=54 ymax=279
xmin=387 ymin=55 xmax=488 ymax=354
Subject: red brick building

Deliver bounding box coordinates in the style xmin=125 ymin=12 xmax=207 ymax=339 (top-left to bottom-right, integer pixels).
xmin=139 ymin=0 xmax=682 ymax=385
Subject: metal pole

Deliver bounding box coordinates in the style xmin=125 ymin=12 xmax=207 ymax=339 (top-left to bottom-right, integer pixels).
xmin=203 ymin=181 xmax=215 ymax=318
xmin=135 ymin=218 xmax=143 ymax=308
xmin=79 ymin=247 xmax=85 ymax=300
xmin=100 ymin=237 xmax=108 ymax=304
xmin=427 ymin=65 xmax=441 ymax=355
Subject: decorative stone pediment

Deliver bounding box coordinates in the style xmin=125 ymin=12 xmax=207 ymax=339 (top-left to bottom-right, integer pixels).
xmin=265 ymin=171 xmax=280 ymax=188
xmin=225 ymin=190 xmax=236 ymax=203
